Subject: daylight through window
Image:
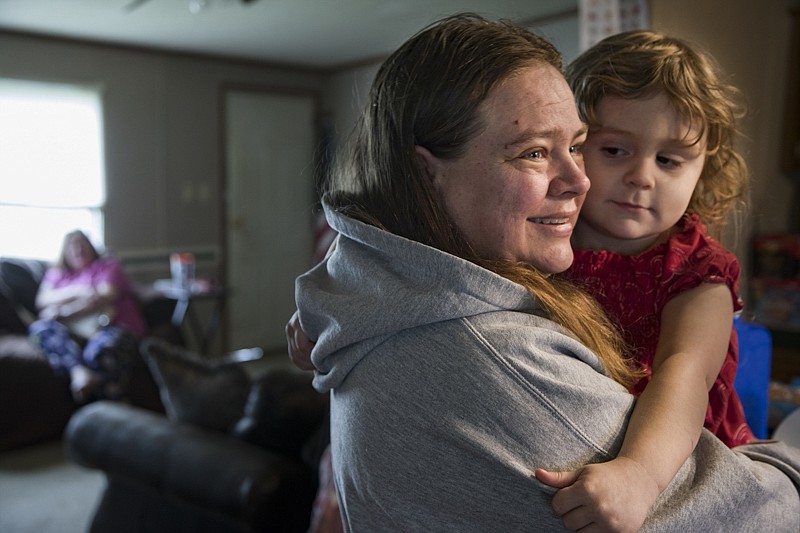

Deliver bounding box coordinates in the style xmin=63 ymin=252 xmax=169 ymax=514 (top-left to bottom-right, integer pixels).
xmin=0 ymin=78 xmax=105 ymax=260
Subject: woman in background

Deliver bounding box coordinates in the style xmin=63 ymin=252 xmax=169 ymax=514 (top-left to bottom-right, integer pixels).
xmin=30 ymin=230 xmax=146 ymax=403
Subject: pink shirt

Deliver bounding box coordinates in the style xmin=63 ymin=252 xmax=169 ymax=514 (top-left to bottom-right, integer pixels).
xmin=43 ymin=257 xmax=147 ymax=338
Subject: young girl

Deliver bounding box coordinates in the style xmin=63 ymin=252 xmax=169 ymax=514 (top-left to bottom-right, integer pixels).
xmin=534 ymin=30 xmax=753 ymax=531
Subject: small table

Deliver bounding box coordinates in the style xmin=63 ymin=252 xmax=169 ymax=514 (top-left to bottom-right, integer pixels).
xmin=152 ymin=280 xmax=227 ymax=354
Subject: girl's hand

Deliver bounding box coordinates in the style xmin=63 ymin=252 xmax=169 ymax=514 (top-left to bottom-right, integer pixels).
xmin=285 ymin=310 xmax=316 ymax=371
xmin=535 ymin=457 xmax=659 ymax=533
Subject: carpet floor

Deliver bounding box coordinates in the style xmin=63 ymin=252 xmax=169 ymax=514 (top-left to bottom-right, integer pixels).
xmin=0 ymin=438 xmax=104 ymax=533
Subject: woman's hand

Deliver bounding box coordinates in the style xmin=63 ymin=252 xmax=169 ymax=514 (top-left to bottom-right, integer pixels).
xmin=38 ymin=304 xmax=61 ymax=320
xmin=285 ymin=310 xmax=316 ymax=371
xmin=535 ymin=457 xmax=659 ymax=533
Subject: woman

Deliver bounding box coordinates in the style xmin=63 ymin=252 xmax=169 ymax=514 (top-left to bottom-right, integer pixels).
xmin=294 ymin=13 xmax=800 ymax=532
xmin=30 ymin=230 xmax=146 ymax=403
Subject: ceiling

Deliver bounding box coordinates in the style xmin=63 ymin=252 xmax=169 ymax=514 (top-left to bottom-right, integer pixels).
xmin=0 ymin=0 xmax=577 ymax=70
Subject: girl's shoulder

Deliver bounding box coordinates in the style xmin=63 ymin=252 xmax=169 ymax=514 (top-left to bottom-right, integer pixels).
xmin=667 ymin=213 xmax=738 ymax=270
xmin=662 ymin=214 xmax=743 ymax=309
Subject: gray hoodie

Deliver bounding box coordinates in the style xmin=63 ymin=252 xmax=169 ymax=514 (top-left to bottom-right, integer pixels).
xmin=296 ymin=203 xmax=800 ymax=532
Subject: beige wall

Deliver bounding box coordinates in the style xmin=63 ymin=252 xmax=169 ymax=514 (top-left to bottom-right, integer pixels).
xmin=651 ymin=0 xmax=800 ymax=248
xmin=5 ymin=3 xmax=800 ymax=275
xmin=0 ymin=33 xmax=324 ymax=268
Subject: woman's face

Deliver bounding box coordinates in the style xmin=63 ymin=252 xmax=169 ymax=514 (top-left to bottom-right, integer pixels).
xmin=423 ymin=64 xmax=589 ymax=274
xmin=64 ymin=234 xmax=95 ymax=271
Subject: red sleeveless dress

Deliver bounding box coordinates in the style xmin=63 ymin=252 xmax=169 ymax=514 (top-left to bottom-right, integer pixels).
xmin=564 ymin=214 xmax=755 ymax=447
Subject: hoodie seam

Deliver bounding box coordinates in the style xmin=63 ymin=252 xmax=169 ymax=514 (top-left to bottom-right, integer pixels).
xmin=460 ymin=316 xmax=614 ymax=458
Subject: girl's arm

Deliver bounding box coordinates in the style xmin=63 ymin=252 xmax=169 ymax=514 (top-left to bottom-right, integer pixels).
xmin=536 ymin=282 xmax=733 ymax=532
xmin=285 ymin=236 xmax=338 ymax=371
xmin=286 ymin=310 xmax=316 ymax=371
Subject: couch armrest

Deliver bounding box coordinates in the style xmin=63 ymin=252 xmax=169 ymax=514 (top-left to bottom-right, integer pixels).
xmin=65 ymin=401 xmax=315 ymax=529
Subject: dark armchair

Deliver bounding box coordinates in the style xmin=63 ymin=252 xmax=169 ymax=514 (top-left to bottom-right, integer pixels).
xmin=66 ymin=401 xmax=320 ymax=533
xmin=65 ymin=339 xmax=330 ymax=533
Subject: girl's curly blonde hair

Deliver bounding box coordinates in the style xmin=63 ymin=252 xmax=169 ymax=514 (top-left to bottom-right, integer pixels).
xmin=566 ymin=30 xmax=748 ymax=238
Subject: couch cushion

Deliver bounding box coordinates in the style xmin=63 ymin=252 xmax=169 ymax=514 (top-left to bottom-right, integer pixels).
xmin=0 ymin=258 xmax=48 ymax=318
xmin=0 ymin=291 xmax=26 ymax=334
xmin=0 ymin=335 xmax=75 ymax=452
xmin=141 ymin=337 xmax=328 ymax=457
xmin=140 ymin=338 xmax=252 ymax=433
xmin=230 ymin=368 xmax=329 ymax=455
xmin=0 ymin=258 xmax=49 ymax=333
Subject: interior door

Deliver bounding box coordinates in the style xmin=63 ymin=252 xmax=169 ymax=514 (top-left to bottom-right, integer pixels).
xmin=224 ymin=89 xmax=315 ymax=352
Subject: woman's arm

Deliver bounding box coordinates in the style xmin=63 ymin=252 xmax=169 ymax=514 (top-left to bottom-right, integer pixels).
xmin=37 ymin=277 xmax=118 ymax=320
xmin=536 ymin=282 xmax=733 ymax=532
xmin=35 ymin=276 xmax=82 ymax=310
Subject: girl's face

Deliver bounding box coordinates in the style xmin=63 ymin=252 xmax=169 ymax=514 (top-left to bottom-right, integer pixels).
xmin=573 ymin=93 xmax=706 ymax=255
xmin=422 ymin=64 xmax=590 ymax=274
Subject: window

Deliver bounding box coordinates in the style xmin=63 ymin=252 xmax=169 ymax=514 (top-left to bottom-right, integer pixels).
xmin=0 ymin=78 xmax=105 ymax=260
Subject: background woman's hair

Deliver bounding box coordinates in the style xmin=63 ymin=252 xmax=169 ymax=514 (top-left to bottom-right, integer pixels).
xmin=57 ymin=230 xmax=99 ymax=272
xmin=326 ymin=13 xmax=639 ymax=388
xmin=566 ymin=30 xmax=749 ymax=238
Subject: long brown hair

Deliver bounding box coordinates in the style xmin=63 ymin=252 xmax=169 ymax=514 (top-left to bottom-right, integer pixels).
xmin=57 ymin=230 xmax=99 ymax=272
xmin=326 ymin=13 xmax=637 ymax=388
xmin=567 ymin=30 xmax=748 ymax=238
